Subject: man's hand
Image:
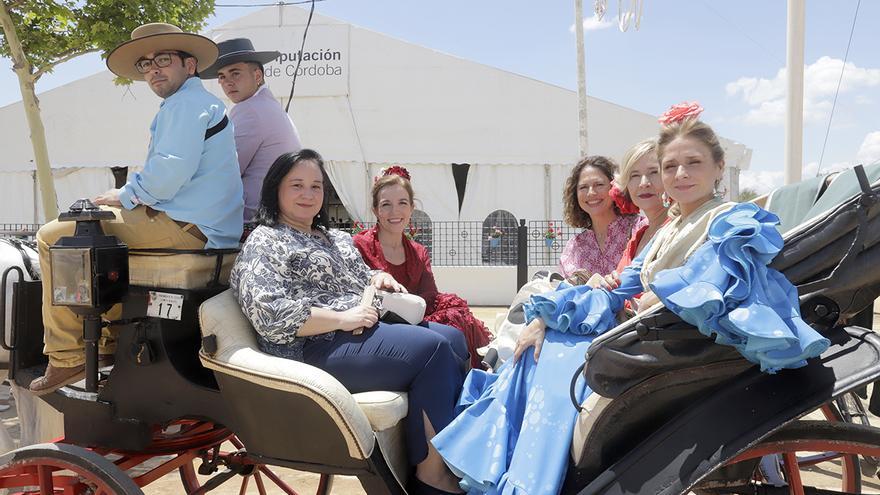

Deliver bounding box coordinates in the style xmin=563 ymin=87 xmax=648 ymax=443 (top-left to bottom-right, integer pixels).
xmin=513 ymin=318 xmax=547 ymax=363
xmin=371 ymin=272 xmax=407 ymax=293
xmin=93 ymin=189 xmax=122 ymax=206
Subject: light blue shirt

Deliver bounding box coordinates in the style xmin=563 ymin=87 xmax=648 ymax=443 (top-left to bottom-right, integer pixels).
xmin=119 ymin=77 xmax=244 ymax=248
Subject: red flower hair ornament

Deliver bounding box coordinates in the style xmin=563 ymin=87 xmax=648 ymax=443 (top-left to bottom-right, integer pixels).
xmin=375 ymin=165 xmax=412 ymax=183
xmin=658 ymin=101 xmax=704 ymax=125
xmin=609 ymin=185 xmax=640 ymax=215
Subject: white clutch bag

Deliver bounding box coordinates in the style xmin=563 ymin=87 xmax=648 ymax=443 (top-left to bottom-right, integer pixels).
xmin=353 ymin=286 xmax=427 ymax=335
xmin=378 ymin=291 xmax=427 ymax=325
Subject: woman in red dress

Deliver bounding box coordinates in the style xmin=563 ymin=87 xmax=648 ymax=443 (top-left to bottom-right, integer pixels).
xmin=354 ymin=167 xmax=492 ymax=369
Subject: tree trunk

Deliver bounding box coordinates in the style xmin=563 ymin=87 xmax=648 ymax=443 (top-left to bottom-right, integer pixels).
xmin=0 ymin=1 xmax=59 ymax=221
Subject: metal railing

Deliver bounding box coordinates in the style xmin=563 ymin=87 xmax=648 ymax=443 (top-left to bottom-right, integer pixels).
xmin=527 ymin=220 xmax=579 ymax=267
xmin=0 ymin=224 xmax=41 ymax=241
xmin=7 ymin=220 xmax=580 ymax=288
xmin=331 ymin=219 xmax=574 ymax=269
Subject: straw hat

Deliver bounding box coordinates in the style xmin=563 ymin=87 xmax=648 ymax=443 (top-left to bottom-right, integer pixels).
xmin=107 ymin=23 xmax=218 ymax=81
xmin=200 ymin=38 xmax=281 ymax=79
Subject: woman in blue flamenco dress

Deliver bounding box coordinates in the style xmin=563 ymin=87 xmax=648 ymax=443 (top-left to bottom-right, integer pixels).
xmin=432 ymin=108 xmax=831 ymax=495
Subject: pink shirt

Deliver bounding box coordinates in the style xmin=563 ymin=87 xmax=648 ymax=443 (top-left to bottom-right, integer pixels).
xmin=558 ymin=214 xmax=639 ymax=277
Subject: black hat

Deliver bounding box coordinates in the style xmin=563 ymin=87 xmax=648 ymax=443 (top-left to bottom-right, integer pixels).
xmin=200 ymin=38 xmax=281 ymax=79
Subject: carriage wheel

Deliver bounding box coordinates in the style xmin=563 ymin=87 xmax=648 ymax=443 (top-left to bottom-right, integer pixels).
xmin=177 ymin=435 xmax=333 ymax=495
xmin=702 ymin=421 xmax=880 ymax=494
xmin=0 ymin=443 xmax=144 ymax=494
xmin=824 ymin=393 xmax=880 ymax=468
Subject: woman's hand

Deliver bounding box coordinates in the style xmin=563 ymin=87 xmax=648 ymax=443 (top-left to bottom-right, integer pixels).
xmin=586 ymin=271 xmax=620 ymax=291
xmin=513 ymin=318 xmax=547 ymax=363
xmin=566 ymin=269 xmax=592 ymax=286
xmin=371 ymin=272 xmax=408 ymax=293
xmin=635 ymin=291 xmax=660 ymax=313
xmin=338 ymin=306 xmax=379 ymax=332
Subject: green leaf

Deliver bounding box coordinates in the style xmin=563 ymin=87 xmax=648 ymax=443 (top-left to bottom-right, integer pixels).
xmin=1 ymin=0 xmax=216 ymax=77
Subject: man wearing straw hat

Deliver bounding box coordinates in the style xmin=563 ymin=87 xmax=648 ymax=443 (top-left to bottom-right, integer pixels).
xmin=29 ymin=23 xmax=244 ymax=395
xmin=201 ymin=38 xmax=302 ymax=228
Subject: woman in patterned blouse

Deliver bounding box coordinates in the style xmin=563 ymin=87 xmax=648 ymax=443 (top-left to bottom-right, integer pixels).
xmin=231 ymin=150 xmax=468 ymax=494
xmin=558 ymin=155 xmax=640 ymax=282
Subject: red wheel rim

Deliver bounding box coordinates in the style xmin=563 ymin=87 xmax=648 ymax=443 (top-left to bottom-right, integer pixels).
xmin=727 ymin=435 xmax=871 ymax=493
xmin=0 ymin=457 xmax=122 ymax=494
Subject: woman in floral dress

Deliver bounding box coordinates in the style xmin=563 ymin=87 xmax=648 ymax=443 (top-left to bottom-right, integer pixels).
xmin=558 ymin=156 xmax=640 ymax=283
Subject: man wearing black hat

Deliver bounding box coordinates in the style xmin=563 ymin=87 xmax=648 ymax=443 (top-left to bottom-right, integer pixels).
xmin=202 ymin=38 xmax=302 ymax=226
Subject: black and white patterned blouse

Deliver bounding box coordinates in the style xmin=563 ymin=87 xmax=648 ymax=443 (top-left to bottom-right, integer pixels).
xmin=230 ymin=223 xmax=378 ymax=360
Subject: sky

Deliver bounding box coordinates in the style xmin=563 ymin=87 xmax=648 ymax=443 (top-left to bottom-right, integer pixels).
xmin=2 ymin=0 xmax=879 ymax=193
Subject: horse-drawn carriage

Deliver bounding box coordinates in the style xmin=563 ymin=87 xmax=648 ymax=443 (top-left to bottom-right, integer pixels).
xmin=0 ymin=164 xmax=879 ymax=494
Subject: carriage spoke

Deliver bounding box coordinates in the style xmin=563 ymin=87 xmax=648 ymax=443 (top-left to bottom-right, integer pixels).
xmin=782 ymin=452 xmax=806 ymax=495
xmin=238 ymin=473 xmax=249 ymax=495
xmin=254 ymin=471 xmax=267 ymax=495
xmin=258 ymin=465 xmax=300 ymax=495
xmin=841 ymin=449 xmax=859 ymax=493
xmin=36 ymin=465 xmax=53 ymax=495
xmin=315 ymin=473 xmax=332 ymax=495
xmin=230 ymin=436 xmax=245 ymax=449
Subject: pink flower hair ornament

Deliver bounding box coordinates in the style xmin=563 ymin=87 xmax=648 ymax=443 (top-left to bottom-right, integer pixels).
xmin=658 ymin=101 xmax=704 ymax=125
xmin=609 ymin=185 xmax=640 ymax=215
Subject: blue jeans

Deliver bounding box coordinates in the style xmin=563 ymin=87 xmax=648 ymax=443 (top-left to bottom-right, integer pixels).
xmin=302 ymin=321 xmax=468 ymax=464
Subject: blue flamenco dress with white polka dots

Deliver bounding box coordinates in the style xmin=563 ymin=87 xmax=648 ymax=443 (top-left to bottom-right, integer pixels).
xmin=431 ymin=203 xmax=829 ymax=494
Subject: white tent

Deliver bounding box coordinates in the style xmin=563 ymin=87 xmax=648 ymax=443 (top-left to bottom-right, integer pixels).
xmin=0 ymin=5 xmax=751 ymax=225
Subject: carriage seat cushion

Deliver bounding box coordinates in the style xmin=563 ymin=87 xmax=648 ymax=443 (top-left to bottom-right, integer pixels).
xmin=351 ymin=391 xmax=408 ymax=431
xmin=129 ymin=252 xmax=234 ymax=289
xmin=198 ymin=289 xmax=408 ymax=432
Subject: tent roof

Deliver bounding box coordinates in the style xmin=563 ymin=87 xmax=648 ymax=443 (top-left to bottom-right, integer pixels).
xmin=0 ymin=5 xmax=751 ymax=172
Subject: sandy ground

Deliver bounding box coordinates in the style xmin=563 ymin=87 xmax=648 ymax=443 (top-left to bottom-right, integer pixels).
xmin=2 ymin=308 xmax=880 ymax=494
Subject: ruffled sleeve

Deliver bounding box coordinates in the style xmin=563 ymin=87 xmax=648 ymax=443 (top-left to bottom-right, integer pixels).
xmin=648 ymin=203 xmax=830 ymax=373
xmin=524 ymin=248 xmax=647 ymax=335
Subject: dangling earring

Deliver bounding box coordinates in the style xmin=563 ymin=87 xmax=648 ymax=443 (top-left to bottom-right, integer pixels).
xmin=713 ymin=180 xmax=728 ymax=199
xmin=661 ymin=192 xmax=671 ymax=208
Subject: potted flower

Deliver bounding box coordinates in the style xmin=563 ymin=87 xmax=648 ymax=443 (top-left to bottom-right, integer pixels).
xmin=405 ymin=224 xmax=420 ymax=241
xmin=488 ymin=226 xmax=503 ymax=247
xmin=351 ymin=221 xmax=367 ymax=235
xmin=544 ymin=222 xmax=558 ymax=248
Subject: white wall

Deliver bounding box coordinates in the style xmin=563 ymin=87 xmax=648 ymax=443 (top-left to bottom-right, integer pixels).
xmin=433 ymin=265 xmax=557 ymax=306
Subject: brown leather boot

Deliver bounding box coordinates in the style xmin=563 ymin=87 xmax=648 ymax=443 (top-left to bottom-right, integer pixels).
xmin=28 ymin=356 xmax=114 ymax=396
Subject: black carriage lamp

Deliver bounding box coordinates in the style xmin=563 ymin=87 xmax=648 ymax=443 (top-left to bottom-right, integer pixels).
xmin=49 ymin=199 xmax=129 ymax=393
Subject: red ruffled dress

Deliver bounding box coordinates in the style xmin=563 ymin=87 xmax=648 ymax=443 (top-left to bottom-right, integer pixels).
xmin=616 ymin=223 xmax=650 ymax=273
xmin=353 ymin=227 xmax=491 ymax=368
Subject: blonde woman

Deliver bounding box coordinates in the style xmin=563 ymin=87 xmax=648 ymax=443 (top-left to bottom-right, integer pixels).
xmin=615 ymin=138 xmax=668 ymax=271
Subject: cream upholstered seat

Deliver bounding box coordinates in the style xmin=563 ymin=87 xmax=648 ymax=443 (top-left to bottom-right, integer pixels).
xmin=197 ymin=289 xmax=409 ymax=479
xmin=130 ymin=252 xmax=235 ymax=289
xmin=351 ymin=390 xmax=408 ymax=431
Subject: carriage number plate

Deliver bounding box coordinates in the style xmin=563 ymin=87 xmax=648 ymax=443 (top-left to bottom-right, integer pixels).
xmin=147 ymin=291 xmax=184 ymax=320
